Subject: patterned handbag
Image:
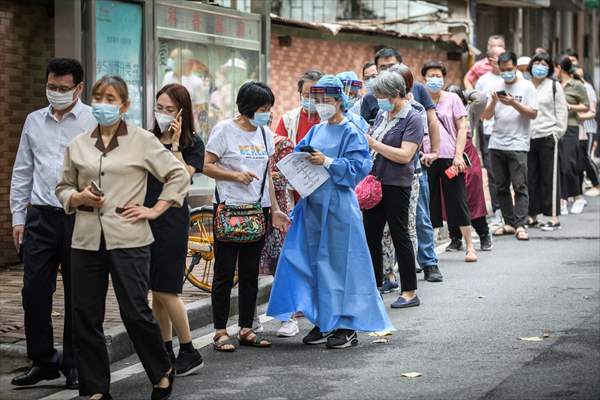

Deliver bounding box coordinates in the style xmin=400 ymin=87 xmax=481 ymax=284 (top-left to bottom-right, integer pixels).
xmin=214 ymin=126 xmax=269 ymax=243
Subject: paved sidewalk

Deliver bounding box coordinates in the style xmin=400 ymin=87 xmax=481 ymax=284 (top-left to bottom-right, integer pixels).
xmin=0 ymin=265 xmax=211 ymax=346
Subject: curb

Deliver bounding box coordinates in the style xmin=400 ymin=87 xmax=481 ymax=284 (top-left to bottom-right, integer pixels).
xmin=0 ymin=276 xmax=273 ymax=368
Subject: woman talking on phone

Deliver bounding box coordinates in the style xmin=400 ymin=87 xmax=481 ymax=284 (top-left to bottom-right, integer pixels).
xmin=421 ymin=61 xmax=477 ymax=262
xmin=146 ymin=83 xmax=205 ymax=376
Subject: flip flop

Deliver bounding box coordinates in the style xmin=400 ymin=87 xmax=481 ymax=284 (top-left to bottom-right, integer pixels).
xmin=493 ymin=225 xmax=516 ymax=236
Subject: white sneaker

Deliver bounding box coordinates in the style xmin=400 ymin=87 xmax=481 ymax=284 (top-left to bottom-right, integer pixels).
xmin=570 ymin=198 xmax=587 ymax=214
xmin=277 ymin=319 xmax=299 ymax=337
xmin=560 ymin=202 xmax=569 ymax=215
xmin=584 ymin=187 xmax=600 ymax=197
xmin=252 ymin=317 xmax=264 ymax=333
xmin=488 ymin=209 xmax=503 ymax=226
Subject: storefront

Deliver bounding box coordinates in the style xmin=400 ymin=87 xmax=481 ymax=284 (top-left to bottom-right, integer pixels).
xmin=58 ymin=0 xmax=265 ymax=196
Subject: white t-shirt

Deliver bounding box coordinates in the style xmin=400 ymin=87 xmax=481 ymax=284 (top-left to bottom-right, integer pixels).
xmin=475 ymin=72 xmax=504 ymax=136
xmin=488 ymin=77 xmax=538 ymax=152
xmin=206 ymin=119 xmax=275 ymax=207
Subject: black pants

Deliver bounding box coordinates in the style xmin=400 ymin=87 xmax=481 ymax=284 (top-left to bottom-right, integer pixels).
xmin=428 ymin=158 xmax=471 ymax=228
xmin=560 ymin=126 xmax=583 ymax=199
xmin=71 ymin=237 xmax=170 ymax=395
xmin=363 ymin=185 xmax=417 ymax=292
xmin=481 ymin=133 xmax=500 ymax=212
xmin=528 ymin=136 xmax=560 ymax=217
xmin=212 ymin=209 xmax=269 ymax=330
xmin=449 ymin=216 xmax=489 ymax=240
xmin=21 ymin=206 xmax=74 ymax=369
xmin=580 ymin=134 xmax=599 ymax=187
xmin=490 ymin=149 xmax=529 ymax=228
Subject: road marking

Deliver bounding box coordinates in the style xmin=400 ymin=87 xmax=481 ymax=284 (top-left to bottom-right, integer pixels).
xmin=39 ymin=314 xmax=274 ymax=400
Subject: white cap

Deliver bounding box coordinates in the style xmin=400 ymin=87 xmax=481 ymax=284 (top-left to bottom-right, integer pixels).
xmin=517 ymin=56 xmax=531 ymax=66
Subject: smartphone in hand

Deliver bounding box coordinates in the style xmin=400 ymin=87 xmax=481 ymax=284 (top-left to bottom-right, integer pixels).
xmin=496 ymin=90 xmax=508 ymax=97
xmin=299 ymin=145 xmax=317 ymax=154
xmin=90 ymin=180 xmax=104 ymax=197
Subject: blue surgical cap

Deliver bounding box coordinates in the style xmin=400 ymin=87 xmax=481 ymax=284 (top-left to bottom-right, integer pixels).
xmin=314 ymin=74 xmax=349 ymax=111
xmin=336 ymin=70 xmax=360 ymax=84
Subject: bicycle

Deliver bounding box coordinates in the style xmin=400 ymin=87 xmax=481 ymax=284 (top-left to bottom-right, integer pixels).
xmin=184 ymin=205 xmax=238 ymax=293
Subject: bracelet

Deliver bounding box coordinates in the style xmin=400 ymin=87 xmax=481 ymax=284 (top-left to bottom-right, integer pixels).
xmin=171 ymin=147 xmax=180 ymax=153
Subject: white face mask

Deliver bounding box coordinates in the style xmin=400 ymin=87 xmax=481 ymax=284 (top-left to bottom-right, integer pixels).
xmin=155 ymin=112 xmax=175 ymax=132
xmin=315 ymin=103 xmax=336 ymax=121
xmin=46 ymin=88 xmax=76 ymax=110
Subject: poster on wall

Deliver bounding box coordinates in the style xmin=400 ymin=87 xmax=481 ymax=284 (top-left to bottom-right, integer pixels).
xmin=95 ymin=0 xmax=143 ymax=126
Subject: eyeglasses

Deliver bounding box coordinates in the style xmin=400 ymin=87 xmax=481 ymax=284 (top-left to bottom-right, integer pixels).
xmin=46 ymin=84 xmax=76 ymax=93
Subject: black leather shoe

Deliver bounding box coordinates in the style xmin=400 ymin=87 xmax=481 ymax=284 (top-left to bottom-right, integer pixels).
xmin=151 ymin=368 xmax=175 ymax=400
xmin=11 ymin=366 xmax=60 ymax=386
xmin=424 ymin=265 xmax=444 ymax=282
xmin=61 ymin=367 xmax=79 ymax=389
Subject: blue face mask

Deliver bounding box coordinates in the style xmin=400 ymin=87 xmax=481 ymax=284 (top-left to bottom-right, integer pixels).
xmin=500 ymin=70 xmax=517 ymax=82
xmin=532 ymin=64 xmax=549 ymax=79
xmin=92 ymin=103 xmax=122 ymax=126
xmin=377 ymin=98 xmax=394 ymax=112
xmin=249 ymin=111 xmax=270 ymax=127
xmin=301 ymin=98 xmax=317 ymax=113
xmin=426 ymin=77 xmax=444 ymax=93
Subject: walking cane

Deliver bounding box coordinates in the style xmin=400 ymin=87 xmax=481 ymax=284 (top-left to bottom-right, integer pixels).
xmin=552 ymin=134 xmax=559 ymax=218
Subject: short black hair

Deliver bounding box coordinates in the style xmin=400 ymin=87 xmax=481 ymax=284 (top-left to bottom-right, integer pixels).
xmin=297 ymin=69 xmax=323 ymax=93
xmin=421 ymin=60 xmax=447 ymax=77
xmin=374 ymin=48 xmax=402 ymax=67
xmin=236 ymin=81 xmax=275 ymax=118
xmin=528 ymin=51 xmax=554 ymax=78
xmin=362 ymin=62 xmax=375 ymax=77
xmin=498 ymin=51 xmax=517 ymax=67
xmin=46 ymin=58 xmax=84 ymax=85
xmin=564 ymin=48 xmax=578 ymax=59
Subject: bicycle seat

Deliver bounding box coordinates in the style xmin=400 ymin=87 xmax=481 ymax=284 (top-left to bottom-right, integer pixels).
xmin=190 ymin=205 xmax=214 ymax=214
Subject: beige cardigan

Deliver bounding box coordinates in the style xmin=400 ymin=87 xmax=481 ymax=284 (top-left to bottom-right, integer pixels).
xmin=56 ymin=122 xmax=190 ymax=251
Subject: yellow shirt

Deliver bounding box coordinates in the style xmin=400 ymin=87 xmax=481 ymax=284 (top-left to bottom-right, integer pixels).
xmin=56 ymin=121 xmax=190 ymax=251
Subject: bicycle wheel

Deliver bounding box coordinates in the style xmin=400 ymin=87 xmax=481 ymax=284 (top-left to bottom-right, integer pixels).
xmin=185 ymin=206 xmax=215 ymax=292
xmin=185 ymin=206 xmax=239 ymax=293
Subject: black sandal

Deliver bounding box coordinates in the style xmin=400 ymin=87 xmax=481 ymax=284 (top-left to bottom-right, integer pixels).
xmin=213 ymin=332 xmax=237 ymax=352
xmin=238 ymin=329 xmax=271 ymax=348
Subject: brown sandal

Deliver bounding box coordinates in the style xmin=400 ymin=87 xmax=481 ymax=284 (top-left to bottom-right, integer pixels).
xmin=515 ymin=228 xmax=529 ymax=241
xmin=213 ymin=332 xmax=237 ymax=352
xmin=238 ymin=329 xmax=271 ymax=348
xmin=493 ymin=225 xmax=516 ymax=236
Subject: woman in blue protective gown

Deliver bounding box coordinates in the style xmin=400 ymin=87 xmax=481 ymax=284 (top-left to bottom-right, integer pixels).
xmin=267 ymin=75 xmax=394 ymax=349
xmin=336 ymin=70 xmax=371 ymax=135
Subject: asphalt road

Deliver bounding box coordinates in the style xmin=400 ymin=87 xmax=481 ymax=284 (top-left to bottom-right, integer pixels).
xmin=2 ymin=198 xmax=599 ymax=400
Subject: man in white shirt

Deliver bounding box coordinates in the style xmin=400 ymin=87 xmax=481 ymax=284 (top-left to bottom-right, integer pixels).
xmin=482 ymin=51 xmax=538 ymax=240
xmin=475 ymin=46 xmax=505 ymax=223
xmin=10 ymin=58 xmax=96 ymax=389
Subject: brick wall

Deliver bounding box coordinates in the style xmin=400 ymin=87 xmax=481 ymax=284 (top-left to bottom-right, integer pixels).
xmin=0 ymin=1 xmax=54 ymax=267
xmin=269 ymin=32 xmax=464 ymax=125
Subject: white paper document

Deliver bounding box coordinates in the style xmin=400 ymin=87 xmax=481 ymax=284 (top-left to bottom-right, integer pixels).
xmin=276 ymin=152 xmax=330 ymax=198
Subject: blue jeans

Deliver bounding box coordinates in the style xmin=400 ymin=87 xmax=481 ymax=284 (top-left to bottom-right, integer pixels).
xmin=416 ymin=170 xmax=438 ymax=268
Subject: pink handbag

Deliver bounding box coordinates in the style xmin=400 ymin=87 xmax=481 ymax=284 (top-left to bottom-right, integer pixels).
xmin=356 ymin=175 xmax=382 ymax=210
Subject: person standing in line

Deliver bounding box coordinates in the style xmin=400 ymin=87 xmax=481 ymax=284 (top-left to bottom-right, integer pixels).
xmin=10 ymin=58 xmax=97 ymax=389
xmin=421 ymin=61 xmax=478 ymax=262
xmin=555 ymin=55 xmax=590 ymax=215
xmin=363 ymin=70 xmax=424 ymax=308
xmin=336 ymin=70 xmax=370 ymax=132
xmin=573 ymin=63 xmax=599 ymax=197
xmin=146 ymin=83 xmax=205 ymax=376
xmin=258 ymin=132 xmax=296 ymax=337
xmin=482 ymin=51 xmax=539 ymax=241
xmin=475 ymin=46 xmax=506 ymax=226
xmin=463 ymin=35 xmax=506 ymax=90
xmin=527 ymin=52 xmax=568 ymax=231
xmin=203 ymin=81 xmax=289 ymax=352
xmin=56 ymin=75 xmax=190 ymax=400
xmin=268 ymin=75 xmax=393 ymax=349
xmin=275 ymin=69 xmax=323 ymax=145
xmin=351 ymin=61 xmax=378 ymax=115
xmin=444 ymin=85 xmax=494 ymax=251
xmin=361 ymin=48 xmax=442 ymax=289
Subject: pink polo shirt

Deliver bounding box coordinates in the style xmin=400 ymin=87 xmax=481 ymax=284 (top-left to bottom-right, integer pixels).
xmin=465 ymin=58 xmax=492 ymax=85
